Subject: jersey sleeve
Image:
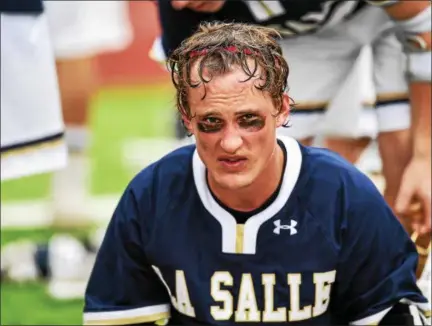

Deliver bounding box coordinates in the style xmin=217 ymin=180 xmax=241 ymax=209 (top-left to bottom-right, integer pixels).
xmin=156 ymin=0 xmax=212 ymax=58
xmin=333 ymin=173 xmax=430 ymax=325
xmin=83 ymin=183 xmax=170 ymax=325
xmin=365 ymin=0 xmax=431 ymax=82
xmin=155 ymin=0 xmax=256 ymax=59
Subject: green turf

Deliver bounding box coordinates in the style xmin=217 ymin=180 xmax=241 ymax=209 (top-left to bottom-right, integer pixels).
xmin=90 ymin=85 xmax=175 ymax=194
xmin=0 ymin=227 xmax=91 ymax=247
xmin=0 ymin=173 xmax=52 ymax=202
xmin=0 ymin=83 xmax=176 ymax=325
xmin=1 ymin=282 xmax=84 ymax=325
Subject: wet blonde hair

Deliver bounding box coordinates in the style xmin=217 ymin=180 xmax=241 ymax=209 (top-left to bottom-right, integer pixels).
xmin=167 ymin=21 xmax=290 ymax=120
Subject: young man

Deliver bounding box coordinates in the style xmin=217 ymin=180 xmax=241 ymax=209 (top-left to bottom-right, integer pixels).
xmin=84 ymin=23 xmax=430 ymax=325
xmin=151 ymin=0 xmax=431 ymax=263
xmin=1 ymin=0 xmax=67 ymax=180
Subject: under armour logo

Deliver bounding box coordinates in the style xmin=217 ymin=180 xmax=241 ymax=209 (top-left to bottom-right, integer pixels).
xmin=273 ymin=219 xmax=297 ymax=235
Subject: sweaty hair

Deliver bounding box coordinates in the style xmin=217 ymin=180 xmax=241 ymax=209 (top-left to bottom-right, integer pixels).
xmin=167 ymin=22 xmax=290 ymax=121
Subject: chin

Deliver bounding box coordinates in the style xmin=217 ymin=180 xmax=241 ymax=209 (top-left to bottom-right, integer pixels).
xmin=214 ymin=173 xmax=255 ymax=190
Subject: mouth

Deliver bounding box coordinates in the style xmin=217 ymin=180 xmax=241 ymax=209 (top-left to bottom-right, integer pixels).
xmin=218 ymin=156 xmax=248 ymax=170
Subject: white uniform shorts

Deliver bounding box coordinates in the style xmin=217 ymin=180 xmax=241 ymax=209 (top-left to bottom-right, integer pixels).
xmin=1 ymin=13 xmax=67 ymax=180
xmin=277 ymin=5 xmax=410 ymax=140
xmin=43 ymin=1 xmax=133 ymax=60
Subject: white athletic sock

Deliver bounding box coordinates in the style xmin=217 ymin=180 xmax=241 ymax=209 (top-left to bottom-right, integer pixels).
xmin=51 ymin=126 xmax=91 ymax=226
xmin=64 ymin=126 xmax=89 ymax=153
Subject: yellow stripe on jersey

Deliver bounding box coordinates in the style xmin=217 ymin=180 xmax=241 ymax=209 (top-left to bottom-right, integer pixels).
xmin=293 ymin=100 xmax=328 ymax=111
xmin=84 ymin=312 xmax=170 ymax=325
xmin=258 ymin=0 xmax=274 ymax=17
xmin=0 ymin=138 xmax=65 ymax=159
xmin=154 ymin=317 xmax=170 ymax=325
xmin=293 ymin=100 xmax=377 ymax=111
xmin=364 ymin=0 xmax=399 ymax=7
xmin=83 ymin=304 xmax=171 ymax=326
xmin=376 ymin=92 xmax=409 ymax=102
xmin=236 ymin=224 xmax=245 ymax=254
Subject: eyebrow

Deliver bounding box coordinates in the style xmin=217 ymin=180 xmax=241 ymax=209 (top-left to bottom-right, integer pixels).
xmin=196 ymin=108 xmax=262 ymax=119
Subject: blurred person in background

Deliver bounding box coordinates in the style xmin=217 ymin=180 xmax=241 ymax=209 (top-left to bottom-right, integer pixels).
xmin=152 ymin=0 xmax=431 ymax=279
xmin=43 ymin=1 xmax=133 ymax=226
xmin=1 ymin=0 xmax=67 ymax=180
xmin=1 ymin=226 xmax=106 ymax=300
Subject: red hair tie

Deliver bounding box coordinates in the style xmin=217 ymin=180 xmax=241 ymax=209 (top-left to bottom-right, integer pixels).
xmin=189 ymin=46 xmax=255 ymax=58
xmin=188 ymin=46 xmax=281 ymax=66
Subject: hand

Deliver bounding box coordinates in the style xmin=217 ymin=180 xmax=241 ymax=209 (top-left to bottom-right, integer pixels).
xmin=395 ymin=156 xmax=431 ymax=235
xmin=171 ymin=0 xmax=225 ymax=13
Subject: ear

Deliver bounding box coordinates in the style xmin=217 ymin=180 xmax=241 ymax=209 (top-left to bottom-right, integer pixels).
xmin=181 ymin=112 xmax=194 ymax=135
xmin=275 ymin=93 xmax=290 ymax=128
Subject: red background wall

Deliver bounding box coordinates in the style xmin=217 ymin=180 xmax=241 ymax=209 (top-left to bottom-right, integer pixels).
xmin=96 ymin=1 xmax=170 ymax=86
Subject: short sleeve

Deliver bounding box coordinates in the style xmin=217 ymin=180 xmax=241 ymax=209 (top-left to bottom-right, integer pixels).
xmin=157 ymin=0 xmax=212 ymax=57
xmin=333 ymin=174 xmax=429 ymax=325
xmin=83 ymin=185 xmax=170 ymax=325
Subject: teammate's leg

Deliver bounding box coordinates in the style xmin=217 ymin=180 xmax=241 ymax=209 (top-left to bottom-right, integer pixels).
xmin=276 ymin=33 xmax=357 ymax=146
xmin=43 ymin=1 xmax=132 ymax=225
xmin=0 ymin=11 xmax=67 ymax=180
xmin=372 ymin=32 xmax=412 ymax=211
xmin=323 ymin=47 xmax=375 ymax=164
xmin=50 ymin=56 xmax=97 ymax=225
xmin=320 ymin=6 xmax=389 ymax=164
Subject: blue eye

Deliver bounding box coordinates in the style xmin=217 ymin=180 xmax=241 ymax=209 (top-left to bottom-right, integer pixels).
xmin=238 ymin=114 xmax=265 ymax=130
xmin=204 ymin=117 xmax=221 ymax=124
xmin=243 ymin=114 xmax=255 ymax=120
xmin=197 ymin=117 xmax=224 ymax=133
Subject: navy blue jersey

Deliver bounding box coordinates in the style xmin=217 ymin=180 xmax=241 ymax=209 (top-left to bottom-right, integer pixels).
xmin=0 ymin=0 xmax=43 ymax=14
xmin=84 ymin=137 xmax=429 ymax=325
xmin=157 ymin=0 xmax=365 ymax=57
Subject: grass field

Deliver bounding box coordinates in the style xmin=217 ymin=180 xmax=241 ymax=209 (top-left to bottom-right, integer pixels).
xmin=1 ymin=83 xmax=176 ymax=325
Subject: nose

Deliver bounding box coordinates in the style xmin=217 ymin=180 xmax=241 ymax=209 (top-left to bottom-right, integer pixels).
xmin=220 ymin=127 xmax=243 ymax=153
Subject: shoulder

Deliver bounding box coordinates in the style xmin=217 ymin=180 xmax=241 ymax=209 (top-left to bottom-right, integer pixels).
xmin=297 ymin=144 xmax=388 ymax=225
xmin=300 ymin=145 xmax=378 ymax=193
xmin=294 ymin=144 xmax=404 ymax=258
xmin=116 ymin=144 xmax=196 ymax=236
xmin=129 ymin=144 xmax=196 ymax=200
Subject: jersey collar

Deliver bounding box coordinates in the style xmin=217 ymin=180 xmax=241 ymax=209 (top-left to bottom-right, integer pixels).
xmin=192 ymin=136 xmax=302 ymax=254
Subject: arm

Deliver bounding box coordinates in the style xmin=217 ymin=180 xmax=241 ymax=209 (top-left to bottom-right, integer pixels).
xmin=333 ymin=173 xmax=430 ymax=325
xmin=383 ymin=1 xmax=431 ymax=158
xmin=83 ymin=184 xmax=170 ymax=325
xmin=366 ymin=0 xmax=431 ymax=234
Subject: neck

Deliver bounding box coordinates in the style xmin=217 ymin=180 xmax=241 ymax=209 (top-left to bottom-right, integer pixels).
xmin=208 ymin=142 xmax=285 ymax=212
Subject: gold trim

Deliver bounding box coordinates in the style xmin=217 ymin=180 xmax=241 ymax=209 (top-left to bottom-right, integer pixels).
xmin=258 ymin=0 xmax=274 ymax=16
xmin=423 ymin=310 xmax=432 ymax=318
xmin=294 ymin=100 xmax=377 ymax=110
xmin=293 ymin=100 xmax=328 ymax=111
xmin=362 ymin=100 xmax=376 ymax=107
xmin=84 ymin=311 xmax=170 ymax=326
xmin=236 ymin=224 xmax=245 ymax=254
xmin=376 ymin=92 xmax=409 ymax=102
xmin=155 ymin=318 xmax=169 ymax=326
xmin=411 ymin=232 xmax=431 ymax=256
xmin=364 ymin=0 xmax=398 ymax=7
xmin=1 ymin=138 xmax=64 ymax=159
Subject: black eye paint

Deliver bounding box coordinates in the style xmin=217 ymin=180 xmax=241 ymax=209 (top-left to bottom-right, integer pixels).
xmin=238 ymin=115 xmax=265 ymax=131
xmin=197 ymin=117 xmax=224 ymax=133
